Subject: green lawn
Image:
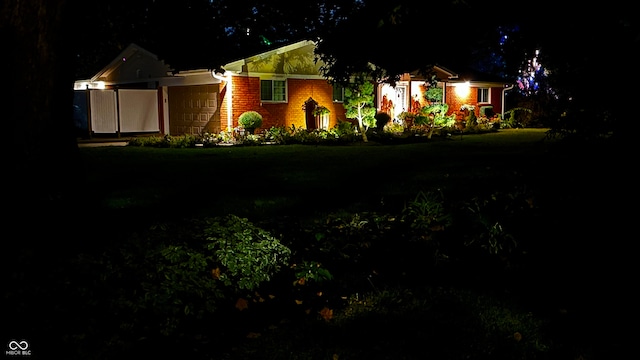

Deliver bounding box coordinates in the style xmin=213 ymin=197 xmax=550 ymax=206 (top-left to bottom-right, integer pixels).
xmin=6 ymin=129 xmax=632 ymax=359
xmin=78 ymin=129 xmax=557 ymax=222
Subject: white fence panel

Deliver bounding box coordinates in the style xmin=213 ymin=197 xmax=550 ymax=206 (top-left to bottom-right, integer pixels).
xmin=118 ymin=89 xmax=159 ymax=132
xmin=89 ymin=90 xmax=118 ymax=133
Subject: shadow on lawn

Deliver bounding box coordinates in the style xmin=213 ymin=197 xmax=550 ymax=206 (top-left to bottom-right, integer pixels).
xmin=4 ymin=130 xmax=634 ymax=359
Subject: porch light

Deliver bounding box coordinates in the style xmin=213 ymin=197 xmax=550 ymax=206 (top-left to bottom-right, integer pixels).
xmin=73 ymin=81 xmax=106 ymax=90
xmin=454 ymin=81 xmax=470 ymax=98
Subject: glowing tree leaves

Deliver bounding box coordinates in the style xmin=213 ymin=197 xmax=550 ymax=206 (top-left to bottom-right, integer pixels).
xmin=514 ymin=332 xmax=523 ymax=342
xmin=235 ymin=297 xmax=249 ymax=311
xmin=343 ymin=78 xmax=376 ymax=142
xmin=319 ymin=307 xmax=334 ymax=322
xmin=211 ymin=267 xmax=221 ymax=280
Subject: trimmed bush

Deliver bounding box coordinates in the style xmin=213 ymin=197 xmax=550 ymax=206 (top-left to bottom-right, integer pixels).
xmin=238 ymin=111 xmax=263 ymax=133
xmin=374 ymin=112 xmax=392 ymax=131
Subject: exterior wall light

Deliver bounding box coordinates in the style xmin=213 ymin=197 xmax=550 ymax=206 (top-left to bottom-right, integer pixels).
xmin=454 ymin=81 xmax=470 ymax=98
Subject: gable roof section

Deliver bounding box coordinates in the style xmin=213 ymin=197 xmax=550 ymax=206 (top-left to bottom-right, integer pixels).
xmin=449 ymin=67 xmax=510 ymax=87
xmin=223 ymin=40 xmax=326 ymax=79
xmin=87 ymin=43 xmax=173 ymax=85
xmin=408 ymin=65 xmax=459 ymax=82
xmin=78 ymin=41 xmax=510 ymax=89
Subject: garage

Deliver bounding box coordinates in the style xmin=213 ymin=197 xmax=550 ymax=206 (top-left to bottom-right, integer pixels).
xmin=74 ymin=43 xmax=224 ymax=137
xmin=167 ymin=84 xmax=220 ymax=135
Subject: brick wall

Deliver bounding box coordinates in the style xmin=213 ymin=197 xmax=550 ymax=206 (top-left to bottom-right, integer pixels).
xmin=279 ymin=78 xmax=347 ymax=129
xmin=446 ymin=86 xmax=476 ymax=116
xmin=218 ymin=76 xmax=348 ymax=132
xmin=233 ymin=77 xmax=262 ymax=126
xmin=446 ymin=85 xmax=505 ymax=118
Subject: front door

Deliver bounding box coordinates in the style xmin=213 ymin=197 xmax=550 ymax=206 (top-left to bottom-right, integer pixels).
xmin=304 ymin=97 xmax=318 ymax=130
xmin=394 ymin=85 xmax=407 ymax=120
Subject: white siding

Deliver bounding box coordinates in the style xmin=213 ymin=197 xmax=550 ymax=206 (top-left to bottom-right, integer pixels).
xmin=118 ymin=89 xmax=159 ymax=132
xmin=89 ymin=90 xmax=118 ymax=133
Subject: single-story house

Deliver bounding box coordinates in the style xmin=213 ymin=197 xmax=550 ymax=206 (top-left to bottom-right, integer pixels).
xmin=73 ymin=40 xmax=512 ymax=137
xmin=378 ymin=66 xmax=513 ymax=123
xmin=211 ymin=39 xmax=348 ymax=134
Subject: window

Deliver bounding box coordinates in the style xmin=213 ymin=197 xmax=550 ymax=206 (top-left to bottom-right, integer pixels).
xmin=477 ymin=88 xmax=489 ymax=103
xmin=260 ymin=79 xmax=286 ymax=102
xmin=332 ymin=84 xmax=345 ymax=102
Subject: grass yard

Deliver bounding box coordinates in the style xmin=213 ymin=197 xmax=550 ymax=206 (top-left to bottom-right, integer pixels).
xmin=5 ymin=129 xmax=633 ymax=359
xmin=78 ymin=129 xmax=557 ymax=221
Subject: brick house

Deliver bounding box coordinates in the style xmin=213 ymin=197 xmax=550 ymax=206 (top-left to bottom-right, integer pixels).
xmin=74 ymin=41 xmax=511 ymax=137
xmin=74 ymin=41 xmax=347 ymax=137
xmin=378 ymin=66 xmax=513 ymax=123
xmin=213 ymin=39 xmax=347 ymax=134
xmin=216 ymin=40 xmax=511 ymax=133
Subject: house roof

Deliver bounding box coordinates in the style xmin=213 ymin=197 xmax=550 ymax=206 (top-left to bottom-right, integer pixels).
xmin=406 ymin=64 xmax=511 ymax=88
xmin=408 ymin=65 xmax=459 ymax=82
xmin=221 ymin=40 xmax=507 ymax=86
xmin=448 ymin=66 xmax=510 ymax=87
xmin=222 ymin=39 xmax=324 ymax=77
xmin=223 ymin=40 xmax=315 ymax=70
xmin=77 ymin=41 xmax=511 ymax=89
xmin=81 ymin=43 xmax=173 ymax=85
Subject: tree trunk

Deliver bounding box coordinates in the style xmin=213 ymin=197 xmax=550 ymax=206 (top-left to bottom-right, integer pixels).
xmin=357 ymin=106 xmax=368 ymax=142
xmin=427 ymin=119 xmax=435 ymax=139
xmin=359 ymin=122 xmax=368 ymax=142
xmin=2 ymin=0 xmax=81 ymax=212
xmin=2 ymin=2 xmax=84 ymax=355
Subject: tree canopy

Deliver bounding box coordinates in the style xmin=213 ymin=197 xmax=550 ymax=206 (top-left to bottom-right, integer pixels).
xmin=70 ymin=0 xmax=638 ymax=107
xmin=343 ymin=77 xmax=376 ymax=142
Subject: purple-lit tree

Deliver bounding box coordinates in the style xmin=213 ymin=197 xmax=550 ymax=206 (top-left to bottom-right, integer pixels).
xmin=504 ymin=49 xmax=557 ymax=128
xmin=516 ymin=50 xmax=552 ymax=97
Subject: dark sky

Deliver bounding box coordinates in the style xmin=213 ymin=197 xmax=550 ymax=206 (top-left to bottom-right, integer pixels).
xmin=72 ymin=0 xmax=638 ymax=84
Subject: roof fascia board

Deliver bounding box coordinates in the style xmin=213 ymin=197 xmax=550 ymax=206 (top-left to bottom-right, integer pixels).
xmin=433 ymin=65 xmax=458 ymax=79
xmin=232 ymin=71 xmax=325 ymax=80
xmin=450 ymin=80 xmax=510 ymax=87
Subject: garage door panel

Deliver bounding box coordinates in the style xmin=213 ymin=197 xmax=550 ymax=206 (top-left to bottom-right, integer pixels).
xmin=168 ymin=85 xmax=219 ymax=135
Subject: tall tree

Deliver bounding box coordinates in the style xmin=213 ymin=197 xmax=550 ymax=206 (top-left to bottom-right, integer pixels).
xmin=212 ymin=0 xmax=349 ymax=64
xmin=508 ymin=3 xmax=637 ymax=139
xmin=314 ymin=1 xmax=477 ymax=84
xmin=343 ymin=76 xmax=376 ymax=142
xmin=72 ymin=0 xmax=152 ymax=78
xmin=2 ymin=1 xmax=87 ymax=356
xmin=72 ymin=0 xmax=227 ymax=75
xmin=1 ymin=0 xmax=79 ymax=210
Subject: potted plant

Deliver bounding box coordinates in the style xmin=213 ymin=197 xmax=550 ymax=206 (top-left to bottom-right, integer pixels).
xmin=313 ymin=106 xmax=330 ymax=129
xmin=312 ymin=105 xmax=330 ymax=117
xmin=397 ymin=111 xmax=416 ymax=127
xmin=238 ymin=111 xmax=263 ymax=134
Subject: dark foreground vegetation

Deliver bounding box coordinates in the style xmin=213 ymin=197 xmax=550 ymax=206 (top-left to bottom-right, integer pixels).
xmin=4 ymin=129 xmax=633 ymax=359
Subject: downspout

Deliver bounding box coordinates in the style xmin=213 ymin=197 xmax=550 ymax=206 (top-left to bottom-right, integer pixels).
xmin=211 ymin=70 xmax=233 ymax=132
xmin=502 ymin=84 xmax=514 ymax=120
xmin=441 ymin=82 xmax=446 ymax=104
